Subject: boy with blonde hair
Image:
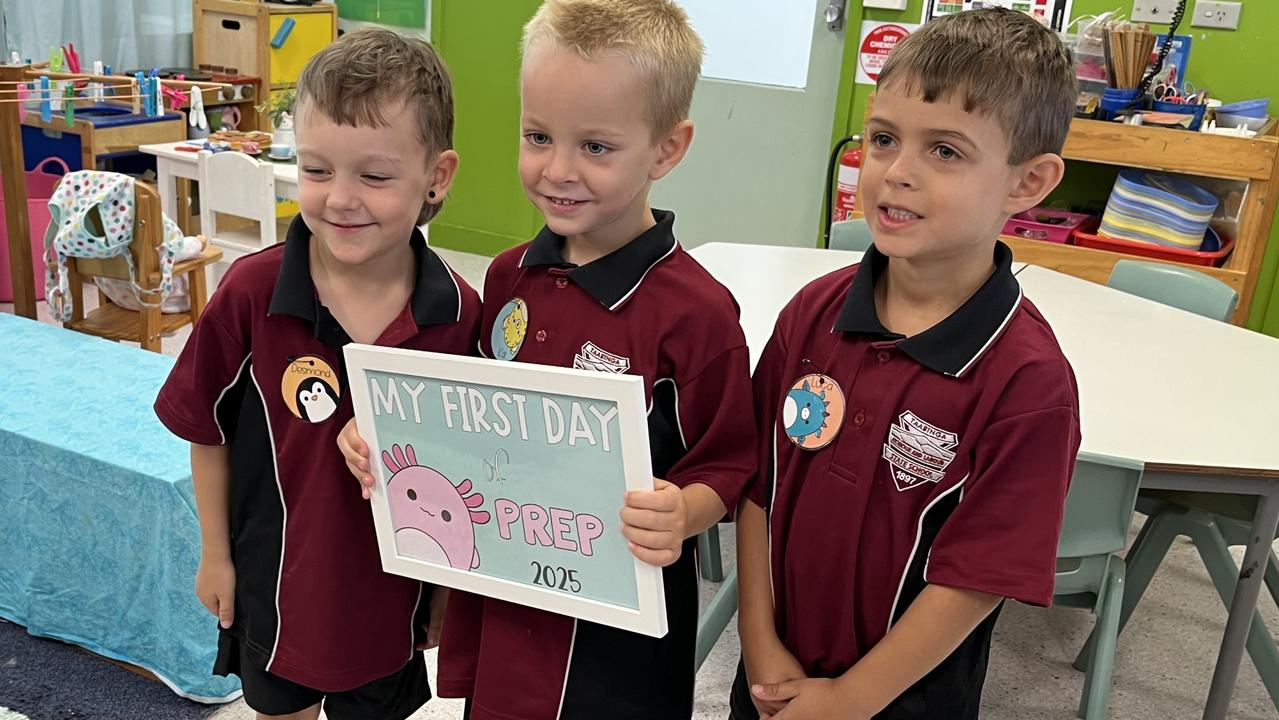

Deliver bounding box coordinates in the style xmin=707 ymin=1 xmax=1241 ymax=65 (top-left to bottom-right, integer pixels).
xmin=157 ymin=29 xmax=481 ymax=720
xmin=735 ymin=9 xmax=1081 ymax=719
xmin=339 ymin=2 xmax=755 ymax=718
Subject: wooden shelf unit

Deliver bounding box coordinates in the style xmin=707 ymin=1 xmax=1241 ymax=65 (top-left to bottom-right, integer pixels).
xmin=1005 ymin=118 xmax=1279 ymax=325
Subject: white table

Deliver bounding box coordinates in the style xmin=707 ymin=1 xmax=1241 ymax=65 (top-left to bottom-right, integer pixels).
xmin=139 ymin=140 xmax=298 ymax=223
xmin=691 ymin=242 xmax=1025 ymax=368
xmin=1017 ymin=264 xmax=1279 ymax=720
xmin=691 ymin=243 xmax=1279 ymax=720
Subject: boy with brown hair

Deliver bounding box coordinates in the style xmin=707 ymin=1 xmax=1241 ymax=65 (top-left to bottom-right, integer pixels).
xmin=155 ymin=28 xmax=481 ymax=720
xmin=735 ymin=9 xmax=1082 ymax=719
xmin=338 ymin=1 xmax=756 ymax=717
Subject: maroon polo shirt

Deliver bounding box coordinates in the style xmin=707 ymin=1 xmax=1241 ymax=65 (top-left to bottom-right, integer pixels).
xmin=748 ymin=242 xmax=1080 ymax=718
xmin=438 ymin=209 xmax=755 ymax=719
xmin=155 ymin=217 xmax=482 ymax=691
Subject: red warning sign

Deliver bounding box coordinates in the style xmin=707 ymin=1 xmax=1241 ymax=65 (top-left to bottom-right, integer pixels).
xmin=856 ymin=22 xmax=915 ymax=85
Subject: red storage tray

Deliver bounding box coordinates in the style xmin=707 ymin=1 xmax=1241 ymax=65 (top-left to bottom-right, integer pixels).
xmin=1072 ymin=226 xmax=1235 ymax=267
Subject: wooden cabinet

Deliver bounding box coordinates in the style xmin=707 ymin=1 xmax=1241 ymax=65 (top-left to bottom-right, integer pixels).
xmin=1005 ymin=119 xmax=1279 ymax=325
xmin=193 ymin=0 xmax=337 ymax=127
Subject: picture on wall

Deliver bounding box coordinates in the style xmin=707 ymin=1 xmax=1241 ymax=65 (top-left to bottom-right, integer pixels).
xmin=923 ymin=0 xmax=1074 ymax=31
xmin=344 ymin=344 xmax=668 ymax=637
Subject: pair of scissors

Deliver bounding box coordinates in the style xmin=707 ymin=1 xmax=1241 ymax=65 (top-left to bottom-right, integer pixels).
xmin=1153 ymin=82 xmax=1184 ymax=103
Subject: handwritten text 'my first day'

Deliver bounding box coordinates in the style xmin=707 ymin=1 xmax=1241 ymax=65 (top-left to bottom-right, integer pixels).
xmin=371 ymin=378 xmax=621 ymax=451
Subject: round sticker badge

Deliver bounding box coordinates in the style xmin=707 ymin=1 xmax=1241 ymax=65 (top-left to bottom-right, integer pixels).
xmin=281 ymin=355 xmax=341 ymax=423
xmin=491 ymin=298 xmax=529 ymax=361
xmin=783 ymin=373 xmax=846 ymax=450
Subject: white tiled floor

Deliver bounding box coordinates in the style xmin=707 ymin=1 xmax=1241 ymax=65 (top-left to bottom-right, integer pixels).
xmin=7 ymin=247 xmax=1279 ymax=719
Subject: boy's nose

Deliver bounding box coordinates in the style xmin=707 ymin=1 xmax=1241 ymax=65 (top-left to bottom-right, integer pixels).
xmin=325 ymin=177 xmax=362 ymax=211
xmin=543 ymin=148 xmax=578 ymax=184
xmin=883 ymin=154 xmax=918 ymax=188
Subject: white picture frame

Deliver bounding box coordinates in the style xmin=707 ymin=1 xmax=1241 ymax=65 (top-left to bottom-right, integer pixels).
xmin=345 ymin=344 xmax=668 ymax=637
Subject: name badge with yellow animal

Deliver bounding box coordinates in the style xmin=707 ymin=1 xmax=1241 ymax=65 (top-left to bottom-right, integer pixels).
xmin=492 ymin=298 xmax=529 ymax=361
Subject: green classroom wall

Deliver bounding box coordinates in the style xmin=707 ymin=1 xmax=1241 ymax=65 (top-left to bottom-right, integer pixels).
xmin=422 ymin=0 xmax=1277 ymax=335
xmin=834 ymin=0 xmax=1279 ymax=335
xmin=428 ymin=2 xmax=545 ymax=257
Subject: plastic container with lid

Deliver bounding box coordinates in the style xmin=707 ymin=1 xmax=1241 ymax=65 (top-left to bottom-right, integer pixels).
xmin=1217 ymin=99 xmax=1269 ymax=118
xmin=1215 ymin=112 xmax=1268 ymax=132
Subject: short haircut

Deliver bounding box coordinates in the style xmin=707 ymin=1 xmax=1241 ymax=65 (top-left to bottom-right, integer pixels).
xmin=522 ymin=0 xmax=704 ymax=138
xmin=876 ymin=8 xmax=1076 ymax=164
xmin=295 ymin=28 xmax=454 ymax=223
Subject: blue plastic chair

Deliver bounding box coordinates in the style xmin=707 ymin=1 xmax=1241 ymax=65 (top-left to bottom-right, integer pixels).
xmin=829 ymin=218 xmax=874 ymax=252
xmin=1106 ymin=260 xmax=1239 ymax=321
xmin=1055 ymin=456 xmax=1144 ymax=719
xmin=1076 ymin=260 xmax=1279 ymax=712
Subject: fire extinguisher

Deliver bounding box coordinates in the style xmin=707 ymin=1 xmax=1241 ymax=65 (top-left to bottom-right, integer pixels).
xmin=823 ymin=134 xmax=862 ymax=248
xmin=833 ymin=147 xmax=861 ymax=224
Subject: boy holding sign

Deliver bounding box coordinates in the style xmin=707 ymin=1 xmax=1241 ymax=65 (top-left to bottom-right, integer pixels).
xmin=339 ymin=1 xmax=755 ymax=717
xmin=156 ymin=30 xmax=482 ymax=720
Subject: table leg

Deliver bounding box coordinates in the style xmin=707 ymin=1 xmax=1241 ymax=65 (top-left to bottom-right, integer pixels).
xmin=155 ymin=158 xmax=178 ymax=223
xmin=175 ymin=178 xmax=192 ymax=235
xmin=1203 ymin=483 xmax=1279 ymax=720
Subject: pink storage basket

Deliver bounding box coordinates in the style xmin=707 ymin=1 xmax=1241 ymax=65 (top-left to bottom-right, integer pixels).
xmin=0 ymin=157 xmax=70 ymax=302
xmin=1001 ymin=208 xmax=1096 ymax=244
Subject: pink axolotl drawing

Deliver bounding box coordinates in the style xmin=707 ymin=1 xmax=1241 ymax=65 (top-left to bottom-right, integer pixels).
xmin=383 ymin=444 xmax=491 ymax=570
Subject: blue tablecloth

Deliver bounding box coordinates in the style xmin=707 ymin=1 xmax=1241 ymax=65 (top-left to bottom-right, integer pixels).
xmin=0 ymin=313 xmax=240 ymax=702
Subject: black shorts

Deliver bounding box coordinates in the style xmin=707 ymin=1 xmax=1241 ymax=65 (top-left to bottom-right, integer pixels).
xmin=728 ymin=659 xmax=758 ymax=720
xmin=215 ymin=633 xmax=431 ymax=720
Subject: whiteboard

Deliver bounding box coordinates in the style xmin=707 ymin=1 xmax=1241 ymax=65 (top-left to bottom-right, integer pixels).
xmin=678 ymin=0 xmax=816 ymax=89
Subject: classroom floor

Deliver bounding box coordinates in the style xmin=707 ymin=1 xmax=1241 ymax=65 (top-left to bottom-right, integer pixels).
xmin=5 ymin=247 xmax=1279 ymax=719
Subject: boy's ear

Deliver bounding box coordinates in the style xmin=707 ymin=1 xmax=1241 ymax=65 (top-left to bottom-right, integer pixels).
xmin=650 ymin=120 xmax=694 ymax=182
xmin=426 ymin=149 xmax=461 ymax=205
xmin=1003 ymin=152 xmax=1065 ymax=215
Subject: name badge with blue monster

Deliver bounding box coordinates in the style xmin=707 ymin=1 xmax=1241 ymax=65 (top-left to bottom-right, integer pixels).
xmin=783 ymin=373 xmax=845 ymax=450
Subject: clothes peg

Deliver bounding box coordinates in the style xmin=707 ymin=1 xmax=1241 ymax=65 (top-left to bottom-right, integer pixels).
xmin=64 ymin=84 xmax=75 ymax=126
xmin=39 ymin=76 xmax=51 ymax=123
xmin=50 ymin=80 xmax=64 ymax=112
xmin=9 ymin=51 xmax=19 ymax=65
xmin=103 ymin=64 xmax=112 ymax=76
xmin=16 ymin=83 xmax=29 ymax=121
xmin=93 ymin=60 xmax=103 ymax=76
xmin=133 ymin=72 xmax=144 ymax=115
xmin=189 ymin=86 xmax=207 ymax=131
xmin=63 ymin=43 xmax=80 ymax=73
xmin=149 ymin=69 xmax=160 ymax=116
xmin=49 ymin=46 xmax=63 ymax=72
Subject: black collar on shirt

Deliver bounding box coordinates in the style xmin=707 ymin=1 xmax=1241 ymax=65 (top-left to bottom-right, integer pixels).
xmin=833 ymin=241 xmax=1022 ymax=378
xmin=519 ymin=209 xmax=678 ymax=311
xmin=268 ymin=215 xmax=462 ymax=328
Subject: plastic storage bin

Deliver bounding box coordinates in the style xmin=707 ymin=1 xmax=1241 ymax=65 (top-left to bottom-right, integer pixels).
xmin=1002 ymin=209 xmax=1097 ymax=244
xmin=0 ymin=157 xmax=69 ymax=302
xmin=1150 ymin=99 xmax=1207 ymax=131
